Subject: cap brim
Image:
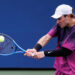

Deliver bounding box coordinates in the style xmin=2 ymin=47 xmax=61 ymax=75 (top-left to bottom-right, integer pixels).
xmin=51 ymin=14 xmax=62 ymax=19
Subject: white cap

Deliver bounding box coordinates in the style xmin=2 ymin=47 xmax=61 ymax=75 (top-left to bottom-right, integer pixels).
xmin=51 ymin=4 xmax=73 ymax=19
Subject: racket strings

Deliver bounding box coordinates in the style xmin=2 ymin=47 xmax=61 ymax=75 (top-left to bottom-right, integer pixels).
xmin=0 ymin=33 xmax=25 ymax=55
xmin=0 ymin=38 xmax=9 ymax=50
xmin=0 ymin=35 xmax=15 ymax=54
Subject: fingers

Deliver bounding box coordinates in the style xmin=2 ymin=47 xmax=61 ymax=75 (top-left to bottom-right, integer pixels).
xmin=27 ymin=49 xmax=36 ymax=52
xmin=24 ymin=51 xmax=27 ymax=56
xmin=24 ymin=49 xmax=45 ymax=59
xmin=24 ymin=49 xmax=36 ymax=58
xmin=24 ymin=51 xmax=32 ymax=57
xmin=32 ymin=51 xmax=45 ymax=59
xmin=32 ymin=53 xmax=40 ymax=59
xmin=24 ymin=48 xmax=37 ymax=56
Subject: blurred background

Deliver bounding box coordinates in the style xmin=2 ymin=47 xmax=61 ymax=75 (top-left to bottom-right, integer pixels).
xmin=0 ymin=0 xmax=74 ymax=69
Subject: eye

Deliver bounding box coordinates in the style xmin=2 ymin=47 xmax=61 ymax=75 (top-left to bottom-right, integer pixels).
xmin=57 ymin=17 xmax=61 ymax=20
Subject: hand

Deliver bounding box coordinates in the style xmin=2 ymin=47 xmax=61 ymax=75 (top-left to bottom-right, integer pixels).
xmin=32 ymin=51 xmax=45 ymax=59
xmin=24 ymin=48 xmax=37 ymax=57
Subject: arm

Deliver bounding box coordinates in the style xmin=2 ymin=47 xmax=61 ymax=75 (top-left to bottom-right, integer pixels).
xmin=25 ymin=24 xmax=58 ymax=56
xmin=33 ymin=34 xmax=52 ymax=51
xmin=44 ymin=47 xmax=72 ymax=57
xmin=37 ymin=34 xmax=52 ymax=47
xmin=32 ymin=47 xmax=72 ymax=59
xmin=25 ymin=34 xmax=52 ymax=56
xmin=34 ymin=24 xmax=59 ymax=51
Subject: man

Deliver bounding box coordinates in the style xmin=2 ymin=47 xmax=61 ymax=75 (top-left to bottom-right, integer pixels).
xmin=25 ymin=4 xmax=75 ymax=75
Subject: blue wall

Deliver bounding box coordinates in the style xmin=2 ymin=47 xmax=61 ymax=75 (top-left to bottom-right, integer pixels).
xmin=0 ymin=0 xmax=74 ymax=68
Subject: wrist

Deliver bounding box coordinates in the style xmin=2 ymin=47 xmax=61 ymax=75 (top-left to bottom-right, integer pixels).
xmin=44 ymin=50 xmax=52 ymax=56
xmin=42 ymin=51 xmax=45 ymax=57
xmin=33 ymin=43 xmax=42 ymax=51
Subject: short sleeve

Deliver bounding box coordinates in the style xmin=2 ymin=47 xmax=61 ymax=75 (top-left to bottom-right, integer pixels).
xmin=48 ymin=24 xmax=58 ymax=37
xmin=62 ymin=31 xmax=75 ymax=51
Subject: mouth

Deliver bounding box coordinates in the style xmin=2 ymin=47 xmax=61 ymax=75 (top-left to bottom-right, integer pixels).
xmin=58 ymin=23 xmax=62 ymax=26
xmin=58 ymin=23 xmax=64 ymax=28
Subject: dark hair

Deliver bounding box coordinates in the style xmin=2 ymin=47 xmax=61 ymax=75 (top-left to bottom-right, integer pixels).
xmin=64 ymin=8 xmax=75 ymax=18
xmin=70 ymin=14 xmax=75 ymax=18
xmin=64 ymin=14 xmax=75 ymax=18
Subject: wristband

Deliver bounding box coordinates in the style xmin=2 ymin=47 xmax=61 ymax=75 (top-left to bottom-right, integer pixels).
xmin=34 ymin=44 xmax=42 ymax=51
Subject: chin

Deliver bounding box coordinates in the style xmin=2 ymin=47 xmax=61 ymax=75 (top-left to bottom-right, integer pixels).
xmin=59 ymin=25 xmax=64 ymax=28
xmin=59 ymin=24 xmax=66 ymax=28
xmin=60 ymin=26 xmax=64 ymax=28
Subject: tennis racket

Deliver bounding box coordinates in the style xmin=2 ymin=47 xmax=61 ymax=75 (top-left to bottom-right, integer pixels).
xmin=0 ymin=33 xmax=34 ymax=56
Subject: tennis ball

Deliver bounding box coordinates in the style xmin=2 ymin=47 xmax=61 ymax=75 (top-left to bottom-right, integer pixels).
xmin=0 ymin=36 xmax=5 ymax=42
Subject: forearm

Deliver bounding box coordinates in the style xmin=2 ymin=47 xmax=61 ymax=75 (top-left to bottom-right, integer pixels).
xmin=34 ymin=34 xmax=52 ymax=51
xmin=37 ymin=34 xmax=52 ymax=47
xmin=44 ymin=47 xmax=72 ymax=57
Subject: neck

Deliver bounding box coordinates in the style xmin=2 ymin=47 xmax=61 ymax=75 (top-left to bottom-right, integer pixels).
xmin=68 ymin=19 xmax=75 ymax=28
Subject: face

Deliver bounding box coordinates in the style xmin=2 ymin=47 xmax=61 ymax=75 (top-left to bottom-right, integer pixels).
xmin=57 ymin=15 xmax=69 ymax=28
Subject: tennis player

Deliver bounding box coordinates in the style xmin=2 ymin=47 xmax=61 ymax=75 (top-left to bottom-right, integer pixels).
xmin=25 ymin=4 xmax=75 ymax=75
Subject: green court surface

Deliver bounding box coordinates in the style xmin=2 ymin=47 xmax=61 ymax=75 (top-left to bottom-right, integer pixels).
xmin=0 ymin=70 xmax=55 ymax=75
